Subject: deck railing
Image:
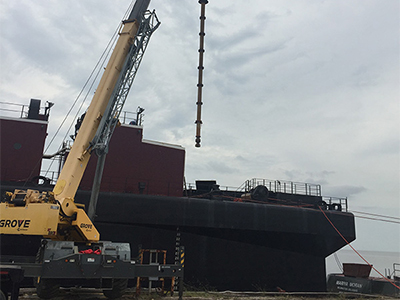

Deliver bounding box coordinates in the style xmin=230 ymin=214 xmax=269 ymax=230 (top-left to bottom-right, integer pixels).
xmin=120 ymin=108 xmax=145 ymax=126
xmin=0 ymin=102 xmax=29 ymax=118
xmin=322 ymin=196 xmax=348 ymax=212
xmin=185 ymin=178 xmax=349 ymax=212
xmin=239 ymin=178 xmax=322 ymax=196
xmin=0 ymin=101 xmax=51 ymax=120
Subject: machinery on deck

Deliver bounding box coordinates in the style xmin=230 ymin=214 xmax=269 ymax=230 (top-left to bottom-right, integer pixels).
xmin=0 ymin=1 xmax=184 ymax=299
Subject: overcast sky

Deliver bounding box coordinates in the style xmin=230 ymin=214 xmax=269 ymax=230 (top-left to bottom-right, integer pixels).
xmin=1 ymin=0 xmax=399 ymax=255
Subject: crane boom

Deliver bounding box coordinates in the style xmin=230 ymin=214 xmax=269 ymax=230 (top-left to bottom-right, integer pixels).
xmin=54 ymin=3 xmax=158 ymax=202
xmin=0 ymin=4 xmax=187 ymax=298
xmin=88 ymin=9 xmax=159 ymax=220
xmin=0 ymin=0 xmax=159 ymax=242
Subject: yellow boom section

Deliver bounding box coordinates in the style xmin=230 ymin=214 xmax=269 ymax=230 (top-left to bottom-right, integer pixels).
xmin=53 ymin=21 xmax=139 ymax=202
xmin=0 ymin=20 xmax=141 ymax=243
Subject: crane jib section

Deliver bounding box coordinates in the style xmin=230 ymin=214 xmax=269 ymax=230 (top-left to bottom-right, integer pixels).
xmin=53 ymin=10 xmax=160 ymax=204
xmin=91 ymin=10 xmax=160 ymax=156
xmin=0 ymin=3 xmax=160 ymax=243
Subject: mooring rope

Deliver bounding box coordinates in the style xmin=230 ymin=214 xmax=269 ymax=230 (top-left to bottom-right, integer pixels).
xmin=319 ymin=206 xmax=400 ymax=290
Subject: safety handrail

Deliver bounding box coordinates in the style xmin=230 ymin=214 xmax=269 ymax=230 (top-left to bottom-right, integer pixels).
xmin=238 ymin=178 xmax=322 ymax=196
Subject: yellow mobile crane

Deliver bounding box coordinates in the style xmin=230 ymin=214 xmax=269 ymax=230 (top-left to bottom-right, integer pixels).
xmin=0 ymin=1 xmax=184 ymax=299
xmin=1 ymin=0 xmax=151 ymax=242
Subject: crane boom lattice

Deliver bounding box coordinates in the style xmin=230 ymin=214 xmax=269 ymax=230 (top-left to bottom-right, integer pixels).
xmin=91 ymin=10 xmax=160 ymax=155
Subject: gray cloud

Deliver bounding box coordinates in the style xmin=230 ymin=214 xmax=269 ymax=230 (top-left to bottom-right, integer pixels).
xmin=324 ymin=185 xmax=368 ymax=199
xmin=0 ymin=0 xmax=398 ymax=252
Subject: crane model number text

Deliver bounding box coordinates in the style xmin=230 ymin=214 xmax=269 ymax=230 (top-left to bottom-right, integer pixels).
xmin=80 ymin=223 xmax=93 ymax=229
xmin=0 ymin=219 xmax=31 ymax=229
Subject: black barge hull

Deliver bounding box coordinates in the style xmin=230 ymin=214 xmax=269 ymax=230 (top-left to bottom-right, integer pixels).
xmin=1 ymin=186 xmax=355 ymax=292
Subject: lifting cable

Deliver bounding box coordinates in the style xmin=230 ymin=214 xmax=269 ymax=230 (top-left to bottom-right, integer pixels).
xmin=351 ymin=210 xmax=400 ymax=224
xmin=44 ymin=33 xmax=116 ymax=157
xmin=334 ymin=253 xmax=343 ymax=273
xmin=42 ymin=2 xmax=136 ymax=177
xmin=319 ymin=206 xmax=400 ymax=290
xmin=352 ymin=210 xmax=400 ymax=220
xmin=352 ymin=215 xmax=400 ymax=224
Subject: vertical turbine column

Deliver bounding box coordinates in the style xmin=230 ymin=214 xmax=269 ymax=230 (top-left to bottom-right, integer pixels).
xmin=195 ymin=0 xmax=208 ymax=148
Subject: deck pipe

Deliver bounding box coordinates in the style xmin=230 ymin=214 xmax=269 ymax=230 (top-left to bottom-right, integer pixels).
xmin=195 ymin=0 xmax=208 ymax=147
